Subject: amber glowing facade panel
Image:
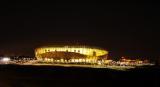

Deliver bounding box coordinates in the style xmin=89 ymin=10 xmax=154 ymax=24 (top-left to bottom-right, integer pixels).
xmin=35 ymin=46 xmax=108 ymax=60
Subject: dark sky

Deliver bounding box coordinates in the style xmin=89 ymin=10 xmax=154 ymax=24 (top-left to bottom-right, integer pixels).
xmin=0 ymin=1 xmax=159 ymax=59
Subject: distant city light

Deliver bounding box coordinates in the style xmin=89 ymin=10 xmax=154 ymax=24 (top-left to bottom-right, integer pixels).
xmin=2 ymin=57 xmax=10 ymax=62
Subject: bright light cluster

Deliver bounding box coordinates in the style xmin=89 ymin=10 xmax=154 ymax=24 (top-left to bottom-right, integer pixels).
xmin=2 ymin=57 xmax=10 ymax=62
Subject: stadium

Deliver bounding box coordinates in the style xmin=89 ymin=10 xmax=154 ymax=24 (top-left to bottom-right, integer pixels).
xmin=35 ymin=45 xmax=108 ymax=64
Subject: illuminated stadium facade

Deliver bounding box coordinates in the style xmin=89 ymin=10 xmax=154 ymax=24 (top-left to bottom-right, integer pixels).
xmin=35 ymin=45 xmax=108 ymax=64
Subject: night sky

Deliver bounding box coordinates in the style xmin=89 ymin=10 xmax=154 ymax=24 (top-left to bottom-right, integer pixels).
xmin=0 ymin=1 xmax=159 ymax=60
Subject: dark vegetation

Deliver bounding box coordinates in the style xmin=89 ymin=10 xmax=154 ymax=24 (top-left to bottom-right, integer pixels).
xmin=0 ymin=65 xmax=159 ymax=87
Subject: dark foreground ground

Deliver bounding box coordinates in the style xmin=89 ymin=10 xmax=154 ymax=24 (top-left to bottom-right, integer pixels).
xmin=0 ymin=65 xmax=160 ymax=87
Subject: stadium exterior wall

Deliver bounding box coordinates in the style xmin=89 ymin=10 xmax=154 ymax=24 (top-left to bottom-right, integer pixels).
xmin=35 ymin=45 xmax=108 ymax=63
